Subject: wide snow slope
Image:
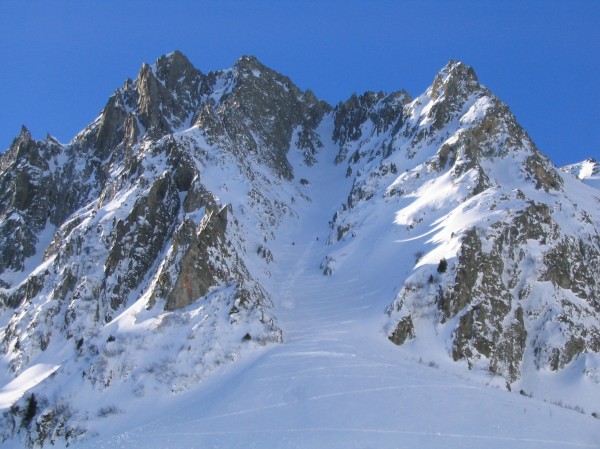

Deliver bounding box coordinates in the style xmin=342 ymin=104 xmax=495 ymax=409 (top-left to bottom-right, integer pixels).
xmin=51 ymin=146 xmax=599 ymax=449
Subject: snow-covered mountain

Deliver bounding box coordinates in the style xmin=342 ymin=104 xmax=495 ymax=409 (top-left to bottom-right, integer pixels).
xmin=1 ymin=52 xmax=599 ymax=448
xmin=562 ymin=158 xmax=600 ymax=190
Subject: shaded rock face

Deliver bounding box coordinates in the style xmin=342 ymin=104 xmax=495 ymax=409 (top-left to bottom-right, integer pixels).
xmin=156 ymin=201 xmax=272 ymax=315
xmin=104 ymin=174 xmax=181 ymax=309
xmin=198 ymin=55 xmax=331 ymax=178
xmin=333 ymin=90 xmax=411 ymax=164
xmin=439 ymin=228 xmax=526 ymax=382
xmin=428 ymin=61 xmax=480 ymax=130
xmin=0 ymin=130 xmax=55 ymax=271
xmin=163 ymin=216 xmax=224 ymax=311
xmin=0 ymin=128 xmax=102 ymax=274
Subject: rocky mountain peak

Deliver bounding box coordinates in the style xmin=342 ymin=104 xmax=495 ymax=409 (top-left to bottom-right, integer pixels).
xmin=332 ymin=91 xmax=387 ymax=148
xmin=429 ymin=59 xmax=480 ymax=101
xmin=4 ymin=126 xmax=50 ymax=172
xmin=233 ymin=54 xmax=265 ymax=73
xmin=16 ymin=125 xmax=32 ymax=142
xmin=195 ymin=54 xmax=332 ymax=177
xmin=154 ymin=50 xmax=202 ymax=91
xmin=228 ymin=54 xmax=300 ymax=98
xmin=8 ymin=125 xmax=32 ymax=152
xmin=94 ymin=51 xmax=204 ymax=141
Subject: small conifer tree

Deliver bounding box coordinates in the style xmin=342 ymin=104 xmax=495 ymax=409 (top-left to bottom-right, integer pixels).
xmin=23 ymin=393 xmax=37 ymax=426
xmin=437 ymin=258 xmax=448 ymax=273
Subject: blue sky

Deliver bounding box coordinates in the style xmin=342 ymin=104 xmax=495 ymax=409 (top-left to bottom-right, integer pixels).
xmin=0 ymin=0 xmax=598 ymax=166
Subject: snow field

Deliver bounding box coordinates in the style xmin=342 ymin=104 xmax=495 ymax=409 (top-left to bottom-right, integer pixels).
xmin=79 ymin=140 xmax=600 ymax=449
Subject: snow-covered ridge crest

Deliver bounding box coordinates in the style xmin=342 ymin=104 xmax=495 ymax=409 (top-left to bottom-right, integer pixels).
xmin=562 ymin=157 xmax=600 ymax=190
xmin=0 ymin=53 xmax=599 ymax=447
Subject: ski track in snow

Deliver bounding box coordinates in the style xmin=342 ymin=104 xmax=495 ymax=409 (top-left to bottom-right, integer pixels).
xmin=128 ymin=429 xmax=600 ymax=448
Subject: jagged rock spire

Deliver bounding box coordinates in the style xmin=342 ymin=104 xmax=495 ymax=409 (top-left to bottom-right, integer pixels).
xmin=429 ymin=59 xmax=480 ymax=101
xmin=154 ymin=50 xmax=199 ymax=88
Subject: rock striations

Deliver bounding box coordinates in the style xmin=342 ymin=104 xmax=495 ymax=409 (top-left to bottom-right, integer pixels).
xmin=0 ymin=52 xmax=599 ymax=446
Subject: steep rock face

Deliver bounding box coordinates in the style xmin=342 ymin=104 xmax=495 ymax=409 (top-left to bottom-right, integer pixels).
xmin=195 ymin=55 xmax=331 ymax=177
xmin=103 ymin=173 xmax=181 ymax=309
xmin=437 ymin=208 xmax=600 ymax=381
xmin=78 ymin=50 xmax=207 ymax=159
xmin=0 ymin=128 xmax=51 ymax=273
xmin=333 ymin=90 xmax=411 ymax=164
xmin=0 ymin=128 xmax=104 ymax=277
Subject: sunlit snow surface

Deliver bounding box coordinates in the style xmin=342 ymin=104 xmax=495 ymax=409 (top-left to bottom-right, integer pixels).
xmin=0 ymin=364 xmax=60 ymax=409
xmin=37 ymin=140 xmax=597 ymax=449
xmin=562 ymin=159 xmax=600 ymax=190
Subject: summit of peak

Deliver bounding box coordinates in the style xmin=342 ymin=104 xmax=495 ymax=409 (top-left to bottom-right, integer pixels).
xmin=8 ymin=125 xmax=34 ymax=150
xmin=233 ymin=55 xmax=272 ymax=77
xmin=163 ymin=49 xmax=188 ymax=62
xmin=155 ymin=50 xmax=194 ymax=72
xmin=440 ymin=59 xmax=477 ymax=79
xmin=562 ymin=157 xmax=600 ymax=180
xmin=136 ymin=62 xmax=153 ymax=80
xmin=132 ymin=51 xmax=200 ymax=88
xmin=236 ymin=55 xmax=262 ymax=67
xmin=430 ymin=60 xmax=480 ymax=101
xmin=19 ymin=125 xmax=32 ymax=139
xmin=154 ymin=50 xmax=201 ymax=87
xmin=227 ymin=55 xmax=304 ymax=98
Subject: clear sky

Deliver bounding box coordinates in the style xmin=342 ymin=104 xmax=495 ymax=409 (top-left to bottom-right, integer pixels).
xmin=1 ymin=0 xmax=598 ymax=167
